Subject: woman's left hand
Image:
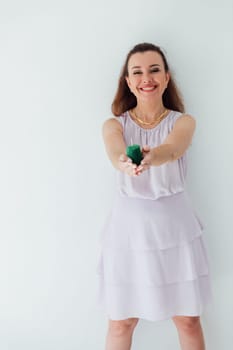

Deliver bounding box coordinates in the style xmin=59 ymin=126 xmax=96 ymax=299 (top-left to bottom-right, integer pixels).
xmin=136 ymin=145 xmax=154 ymax=175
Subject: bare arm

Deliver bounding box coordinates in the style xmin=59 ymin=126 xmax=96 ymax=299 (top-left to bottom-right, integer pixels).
xmin=102 ymin=117 xmax=139 ymax=176
xmin=102 ymin=118 xmax=126 ymax=168
xmin=138 ymin=115 xmax=196 ymax=170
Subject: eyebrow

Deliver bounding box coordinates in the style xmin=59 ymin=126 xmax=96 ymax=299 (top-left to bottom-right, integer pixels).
xmin=131 ymin=64 xmax=161 ymax=69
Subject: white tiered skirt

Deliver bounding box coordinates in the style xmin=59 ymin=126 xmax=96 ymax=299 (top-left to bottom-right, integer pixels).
xmin=96 ymin=191 xmax=212 ymax=321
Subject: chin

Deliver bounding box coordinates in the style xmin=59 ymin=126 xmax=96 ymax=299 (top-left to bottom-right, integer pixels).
xmin=139 ymin=93 xmax=161 ymax=102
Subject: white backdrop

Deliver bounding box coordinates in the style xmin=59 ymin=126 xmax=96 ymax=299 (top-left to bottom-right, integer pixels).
xmin=1 ymin=0 xmax=233 ymax=349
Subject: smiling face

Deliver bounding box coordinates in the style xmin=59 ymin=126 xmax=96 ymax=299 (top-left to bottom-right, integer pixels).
xmin=125 ymin=50 xmax=170 ymax=103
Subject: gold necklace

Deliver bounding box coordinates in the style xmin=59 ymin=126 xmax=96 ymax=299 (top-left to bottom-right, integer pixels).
xmin=132 ymin=108 xmax=168 ymax=126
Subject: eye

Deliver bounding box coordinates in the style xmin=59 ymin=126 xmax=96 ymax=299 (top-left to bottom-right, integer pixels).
xmin=133 ymin=71 xmax=142 ymax=75
xmin=151 ymin=68 xmax=160 ymax=73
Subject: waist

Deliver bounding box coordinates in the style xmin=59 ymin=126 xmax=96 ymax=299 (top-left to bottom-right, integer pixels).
xmin=115 ymin=188 xmax=186 ymax=202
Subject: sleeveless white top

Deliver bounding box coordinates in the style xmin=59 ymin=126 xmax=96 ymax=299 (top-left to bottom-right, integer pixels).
xmin=115 ymin=110 xmax=189 ymax=200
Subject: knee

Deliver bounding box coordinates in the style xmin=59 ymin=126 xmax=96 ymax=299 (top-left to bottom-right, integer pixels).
xmin=172 ymin=316 xmax=201 ymax=334
xmin=108 ymin=318 xmax=139 ymax=337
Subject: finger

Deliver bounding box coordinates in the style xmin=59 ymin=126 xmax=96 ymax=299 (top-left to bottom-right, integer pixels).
xmin=119 ymin=154 xmax=126 ymax=161
xmin=132 ymin=166 xmax=139 ymax=175
xmin=137 ymin=165 xmax=144 ymax=172
xmin=142 ymin=145 xmax=150 ymax=152
xmin=138 ymin=162 xmax=150 ymax=171
xmin=125 ymin=164 xmax=137 ymax=173
xmin=141 ymin=158 xmax=150 ymax=165
xmin=126 ymin=161 xmax=135 ymax=167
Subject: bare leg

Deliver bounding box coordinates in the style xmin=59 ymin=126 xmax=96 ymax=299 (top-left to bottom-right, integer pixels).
xmin=105 ymin=317 xmax=139 ymax=350
xmin=172 ymin=316 xmax=206 ymax=350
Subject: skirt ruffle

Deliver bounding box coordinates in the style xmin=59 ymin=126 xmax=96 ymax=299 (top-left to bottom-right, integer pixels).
xmin=96 ymin=191 xmax=212 ymax=321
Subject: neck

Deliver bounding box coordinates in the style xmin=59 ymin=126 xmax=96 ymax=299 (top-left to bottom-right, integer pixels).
xmin=134 ymin=100 xmax=165 ymax=121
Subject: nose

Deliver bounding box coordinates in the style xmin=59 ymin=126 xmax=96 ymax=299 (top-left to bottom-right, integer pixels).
xmin=142 ymin=73 xmax=153 ymax=83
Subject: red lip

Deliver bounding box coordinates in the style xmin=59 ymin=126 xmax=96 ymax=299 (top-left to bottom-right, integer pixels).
xmin=140 ymin=83 xmax=158 ymax=88
xmin=139 ymin=85 xmax=158 ymax=91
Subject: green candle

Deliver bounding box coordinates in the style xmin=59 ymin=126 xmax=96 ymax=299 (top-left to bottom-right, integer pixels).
xmin=126 ymin=144 xmax=143 ymax=165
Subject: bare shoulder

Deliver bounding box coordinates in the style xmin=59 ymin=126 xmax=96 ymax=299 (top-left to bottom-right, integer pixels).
xmin=102 ymin=117 xmax=123 ymax=136
xmin=174 ymin=113 xmax=196 ymax=130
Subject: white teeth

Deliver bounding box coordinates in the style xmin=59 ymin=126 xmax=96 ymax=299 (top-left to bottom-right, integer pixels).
xmin=141 ymin=87 xmax=156 ymax=91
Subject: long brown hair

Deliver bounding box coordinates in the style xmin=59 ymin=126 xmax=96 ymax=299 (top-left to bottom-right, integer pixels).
xmin=111 ymin=43 xmax=185 ymax=116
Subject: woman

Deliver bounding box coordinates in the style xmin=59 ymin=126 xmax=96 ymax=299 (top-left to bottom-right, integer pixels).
xmin=96 ymin=43 xmax=212 ymax=350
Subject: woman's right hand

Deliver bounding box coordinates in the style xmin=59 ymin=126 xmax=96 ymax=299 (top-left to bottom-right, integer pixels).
xmin=118 ymin=154 xmax=139 ymax=176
